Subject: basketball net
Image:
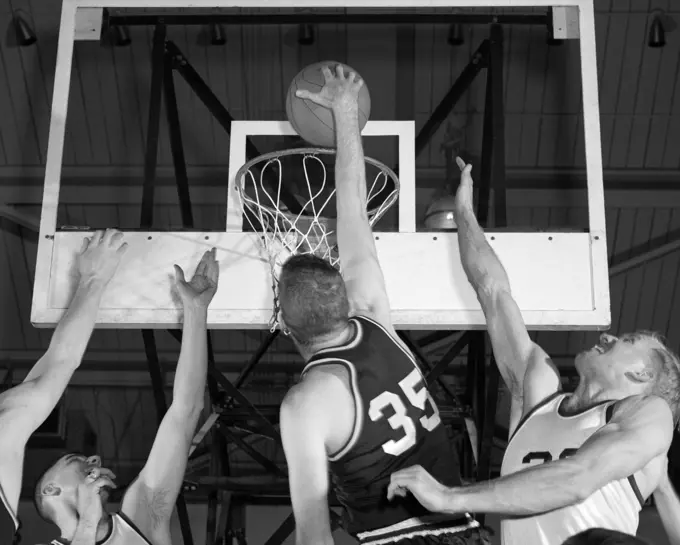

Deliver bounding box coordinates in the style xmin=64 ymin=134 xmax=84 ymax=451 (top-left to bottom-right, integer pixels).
xmin=235 ymin=147 xmax=399 ymax=330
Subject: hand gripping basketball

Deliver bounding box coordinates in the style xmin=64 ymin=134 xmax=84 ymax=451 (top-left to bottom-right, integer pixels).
xmin=295 ymin=64 xmax=364 ymax=112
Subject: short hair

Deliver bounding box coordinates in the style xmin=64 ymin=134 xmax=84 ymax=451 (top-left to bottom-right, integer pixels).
xmin=635 ymin=330 xmax=680 ymax=427
xmin=278 ymin=254 xmax=349 ymax=345
xmin=32 ymin=451 xmax=80 ymax=524
xmin=562 ymin=528 xmax=649 ymax=545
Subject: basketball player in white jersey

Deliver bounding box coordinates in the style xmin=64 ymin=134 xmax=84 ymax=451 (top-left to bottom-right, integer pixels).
xmin=0 ymin=229 xmax=127 ymax=545
xmin=387 ymin=158 xmax=680 ymax=544
xmin=33 ymin=248 xmax=219 ymax=545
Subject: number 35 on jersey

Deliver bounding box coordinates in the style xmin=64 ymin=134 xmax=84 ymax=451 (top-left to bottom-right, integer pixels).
xmin=368 ymin=368 xmax=442 ymax=457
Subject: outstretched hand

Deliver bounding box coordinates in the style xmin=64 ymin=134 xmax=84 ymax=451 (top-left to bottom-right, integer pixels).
xmin=387 ymin=465 xmax=451 ymax=514
xmin=174 ymin=248 xmax=219 ymax=309
xmin=454 ymin=157 xmax=474 ymax=212
xmin=295 ymin=64 xmax=364 ymax=112
xmin=76 ymin=228 xmax=128 ymax=287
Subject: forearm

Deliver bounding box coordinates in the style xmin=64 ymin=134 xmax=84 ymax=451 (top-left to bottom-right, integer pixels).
xmin=294 ymin=510 xmax=334 ymax=545
xmin=655 ymin=478 xmax=680 ymax=545
xmin=333 ymin=105 xmax=375 ymax=263
xmin=443 ymin=461 xmax=587 ymax=516
xmin=25 ymin=278 xmax=106 ymax=384
xmin=454 ymin=205 xmax=510 ymax=293
xmin=70 ymin=518 xmax=98 ymax=545
xmin=171 ymin=304 xmax=208 ymax=416
xmin=17 ymin=279 xmax=106 ymax=426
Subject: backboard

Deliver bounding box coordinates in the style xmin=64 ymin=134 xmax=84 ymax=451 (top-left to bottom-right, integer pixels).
xmin=31 ymin=0 xmax=609 ymax=330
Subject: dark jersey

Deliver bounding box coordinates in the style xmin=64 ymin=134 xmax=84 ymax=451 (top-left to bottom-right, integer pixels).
xmin=301 ymin=315 xmax=479 ymax=544
xmin=0 ymin=484 xmax=20 ymax=545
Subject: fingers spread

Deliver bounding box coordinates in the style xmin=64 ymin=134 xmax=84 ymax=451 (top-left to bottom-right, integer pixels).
xmin=295 ymin=89 xmax=311 ymax=100
xmin=321 ymin=65 xmax=333 ymax=81
xmin=101 ymin=228 xmax=118 ymax=246
xmin=109 ymin=230 xmax=124 ymax=247
xmin=335 ymin=64 xmax=345 ymax=79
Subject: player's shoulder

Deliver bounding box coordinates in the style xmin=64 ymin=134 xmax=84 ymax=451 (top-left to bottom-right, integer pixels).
xmin=282 ymin=367 xmax=349 ymax=415
xmin=608 ymin=394 xmax=673 ymax=430
xmin=351 ymin=312 xmax=391 ymax=334
xmin=350 ymin=313 xmax=412 ymax=355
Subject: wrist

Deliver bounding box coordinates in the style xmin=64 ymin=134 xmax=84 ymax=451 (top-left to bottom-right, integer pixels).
xmin=76 ymin=275 xmax=108 ymax=294
xmin=182 ymin=302 xmax=209 ymax=319
xmin=439 ymin=485 xmax=464 ymax=514
xmin=332 ymin=101 xmax=359 ymax=120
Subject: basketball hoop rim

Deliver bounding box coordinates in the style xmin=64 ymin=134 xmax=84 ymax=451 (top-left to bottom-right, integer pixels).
xmin=234 ymin=146 xmax=400 ymax=226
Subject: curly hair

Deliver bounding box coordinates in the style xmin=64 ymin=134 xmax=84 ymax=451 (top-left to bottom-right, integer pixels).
xmin=635 ymin=330 xmax=680 ymax=428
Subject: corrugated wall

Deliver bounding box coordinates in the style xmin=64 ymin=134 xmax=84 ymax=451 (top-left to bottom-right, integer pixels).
xmin=1 ymin=2 xmax=679 ymax=172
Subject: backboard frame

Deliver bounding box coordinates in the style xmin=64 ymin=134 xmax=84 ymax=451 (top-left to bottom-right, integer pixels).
xmin=31 ymin=0 xmax=609 ymax=331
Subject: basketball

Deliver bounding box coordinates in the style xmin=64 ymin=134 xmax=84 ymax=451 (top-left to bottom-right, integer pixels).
xmin=285 ymin=61 xmax=371 ymax=148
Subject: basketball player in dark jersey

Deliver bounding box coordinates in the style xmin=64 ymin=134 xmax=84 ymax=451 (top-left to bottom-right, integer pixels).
xmin=388 ymin=159 xmax=680 ymax=544
xmin=32 ymin=248 xmax=219 ymax=545
xmin=0 ymin=229 xmax=127 ymax=544
xmin=277 ymin=65 xmax=481 ymax=545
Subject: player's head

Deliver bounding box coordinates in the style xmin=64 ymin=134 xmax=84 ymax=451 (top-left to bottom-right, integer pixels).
xmin=576 ymin=331 xmax=680 ymax=415
xmin=562 ymin=528 xmax=649 ymax=545
xmin=278 ymin=254 xmax=350 ymax=348
xmin=33 ymin=453 xmax=112 ymax=525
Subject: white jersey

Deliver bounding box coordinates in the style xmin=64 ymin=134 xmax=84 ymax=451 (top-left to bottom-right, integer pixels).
xmin=51 ymin=513 xmax=151 ymax=545
xmin=500 ymin=393 xmax=646 ymax=545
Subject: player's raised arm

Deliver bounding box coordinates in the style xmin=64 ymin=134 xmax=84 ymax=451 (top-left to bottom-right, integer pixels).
xmin=120 ymin=249 xmax=218 ymax=542
xmin=295 ymin=65 xmax=391 ymax=328
xmin=453 ymin=158 xmax=560 ymax=433
xmin=0 ymin=229 xmax=126 ymax=518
